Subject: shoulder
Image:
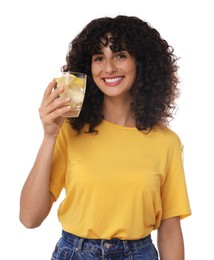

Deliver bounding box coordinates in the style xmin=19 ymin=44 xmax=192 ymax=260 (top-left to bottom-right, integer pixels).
xmin=151 ymin=125 xmax=182 ymax=148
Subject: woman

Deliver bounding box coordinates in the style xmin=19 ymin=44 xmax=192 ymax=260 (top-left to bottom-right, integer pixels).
xmin=20 ymin=15 xmax=191 ymax=259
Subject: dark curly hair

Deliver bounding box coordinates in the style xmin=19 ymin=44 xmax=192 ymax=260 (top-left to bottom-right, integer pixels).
xmin=62 ymin=15 xmax=180 ymax=133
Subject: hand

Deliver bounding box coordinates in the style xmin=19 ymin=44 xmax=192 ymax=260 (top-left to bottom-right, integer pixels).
xmin=39 ymin=80 xmax=71 ymax=138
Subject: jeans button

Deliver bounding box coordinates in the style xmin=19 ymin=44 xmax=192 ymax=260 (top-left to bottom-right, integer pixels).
xmin=103 ymin=242 xmax=111 ymax=249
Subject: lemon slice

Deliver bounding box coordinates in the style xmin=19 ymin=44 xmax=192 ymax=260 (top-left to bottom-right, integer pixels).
xmin=71 ymin=77 xmax=85 ymax=88
xmin=55 ymin=74 xmax=75 ymax=87
xmin=55 ymin=74 xmax=85 ymax=89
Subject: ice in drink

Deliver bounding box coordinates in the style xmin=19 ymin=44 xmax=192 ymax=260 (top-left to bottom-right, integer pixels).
xmin=55 ymin=72 xmax=87 ymax=117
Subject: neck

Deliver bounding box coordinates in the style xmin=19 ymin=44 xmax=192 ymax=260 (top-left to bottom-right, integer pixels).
xmin=102 ymin=96 xmax=136 ymax=127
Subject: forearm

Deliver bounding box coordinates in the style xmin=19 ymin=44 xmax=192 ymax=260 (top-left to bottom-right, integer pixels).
xmin=19 ymin=136 xmax=56 ymax=228
xmin=158 ymin=234 xmax=184 ymax=260
xmin=158 ymin=217 xmax=185 ymax=260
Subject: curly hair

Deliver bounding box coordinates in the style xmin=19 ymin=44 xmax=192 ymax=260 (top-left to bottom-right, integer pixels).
xmin=62 ymin=15 xmax=180 ymax=133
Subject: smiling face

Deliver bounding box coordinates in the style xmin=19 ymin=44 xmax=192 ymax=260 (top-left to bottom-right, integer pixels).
xmin=91 ymin=39 xmax=137 ymax=101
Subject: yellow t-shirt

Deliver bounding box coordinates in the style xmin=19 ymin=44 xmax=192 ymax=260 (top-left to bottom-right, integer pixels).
xmin=50 ymin=120 xmax=191 ymax=240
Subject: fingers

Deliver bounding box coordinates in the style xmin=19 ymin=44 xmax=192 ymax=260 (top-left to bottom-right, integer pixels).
xmin=39 ymin=80 xmax=71 ymax=122
xmin=43 ymin=80 xmax=56 ymax=97
xmin=42 ymin=80 xmax=63 ymax=106
xmin=42 ymin=105 xmax=71 ymax=125
xmin=38 ymin=80 xmax=72 ymax=137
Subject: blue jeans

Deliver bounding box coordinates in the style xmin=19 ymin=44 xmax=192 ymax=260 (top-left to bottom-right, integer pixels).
xmin=51 ymin=230 xmax=159 ymax=260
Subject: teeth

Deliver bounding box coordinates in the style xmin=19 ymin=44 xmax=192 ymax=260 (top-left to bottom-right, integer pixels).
xmin=104 ymin=77 xmax=122 ymax=83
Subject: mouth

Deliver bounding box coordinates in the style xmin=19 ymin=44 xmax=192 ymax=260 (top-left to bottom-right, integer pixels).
xmin=102 ymin=76 xmax=124 ymax=86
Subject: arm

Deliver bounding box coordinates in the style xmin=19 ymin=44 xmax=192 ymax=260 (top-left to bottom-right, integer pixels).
xmin=157 ymin=216 xmax=184 ymax=260
xmin=19 ymin=80 xmax=71 ymax=228
xmin=19 ymin=136 xmax=56 ymax=228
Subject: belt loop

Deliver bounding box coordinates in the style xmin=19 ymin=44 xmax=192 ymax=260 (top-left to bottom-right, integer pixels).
xmin=101 ymin=240 xmax=105 ymax=257
xmin=122 ymin=240 xmax=130 ymax=255
xmin=76 ymin=238 xmax=84 ymax=252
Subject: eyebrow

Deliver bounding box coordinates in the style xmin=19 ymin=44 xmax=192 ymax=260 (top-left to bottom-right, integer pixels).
xmin=92 ymin=51 xmax=103 ymax=55
xmin=92 ymin=49 xmax=128 ymax=56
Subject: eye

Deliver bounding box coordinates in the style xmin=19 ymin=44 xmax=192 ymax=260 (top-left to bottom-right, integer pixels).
xmin=92 ymin=55 xmax=104 ymax=62
xmin=115 ymin=51 xmax=127 ymax=60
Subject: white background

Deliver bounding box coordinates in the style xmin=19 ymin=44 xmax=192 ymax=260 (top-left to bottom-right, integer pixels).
xmin=0 ymin=0 xmax=213 ymax=259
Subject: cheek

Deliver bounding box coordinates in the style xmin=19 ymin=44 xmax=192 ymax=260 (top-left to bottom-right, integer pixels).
xmin=92 ymin=77 xmax=99 ymax=88
xmin=127 ymin=64 xmax=137 ymax=83
xmin=91 ymin=65 xmax=102 ymax=86
xmin=121 ymin=59 xmax=136 ymax=73
xmin=91 ymin=63 xmax=99 ymax=76
xmin=131 ymin=62 xmax=137 ymax=78
xmin=91 ymin=68 xmax=98 ymax=80
xmin=91 ymin=72 xmax=100 ymax=88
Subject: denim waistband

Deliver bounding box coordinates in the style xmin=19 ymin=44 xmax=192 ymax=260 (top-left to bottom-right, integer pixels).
xmin=62 ymin=230 xmax=152 ymax=255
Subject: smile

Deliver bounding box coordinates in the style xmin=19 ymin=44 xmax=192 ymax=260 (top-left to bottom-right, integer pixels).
xmin=103 ymin=77 xmax=124 ymax=83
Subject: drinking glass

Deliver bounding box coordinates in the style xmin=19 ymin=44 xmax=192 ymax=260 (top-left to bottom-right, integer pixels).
xmin=54 ymin=71 xmax=87 ymax=117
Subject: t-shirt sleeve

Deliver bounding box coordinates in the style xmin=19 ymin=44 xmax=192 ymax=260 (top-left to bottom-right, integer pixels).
xmin=49 ymin=123 xmax=67 ymax=200
xmin=161 ymin=136 xmax=191 ymax=220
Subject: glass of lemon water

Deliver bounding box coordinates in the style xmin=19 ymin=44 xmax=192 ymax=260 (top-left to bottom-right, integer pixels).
xmin=54 ymin=71 xmax=87 ymax=117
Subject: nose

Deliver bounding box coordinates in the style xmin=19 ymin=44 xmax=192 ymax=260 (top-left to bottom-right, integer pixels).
xmin=104 ymin=59 xmax=116 ymax=74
